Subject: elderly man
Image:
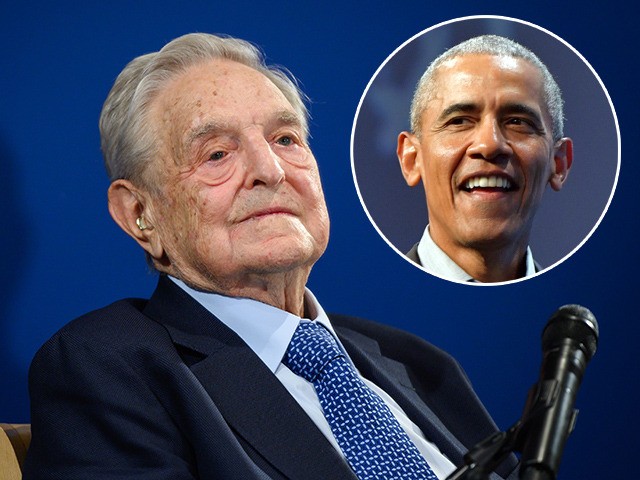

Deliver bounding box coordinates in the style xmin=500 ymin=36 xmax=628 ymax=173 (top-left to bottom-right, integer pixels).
xmin=24 ymin=33 xmax=517 ymax=480
xmin=398 ymin=35 xmax=573 ymax=283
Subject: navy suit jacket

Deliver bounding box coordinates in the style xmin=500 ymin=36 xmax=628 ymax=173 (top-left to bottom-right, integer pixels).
xmin=407 ymin=243 xmax=422 ymax=264
xmin=24 ymin=276 xmax=518 ymax=479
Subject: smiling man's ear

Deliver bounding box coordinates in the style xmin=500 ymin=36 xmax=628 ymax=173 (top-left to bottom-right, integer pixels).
xmin=549 ymin=137 xmax=573 ymax=191
xmin=108 ymin=179 xmax=164 ymax=260
xmin=397 ymin=131 xmax=423 ymax=187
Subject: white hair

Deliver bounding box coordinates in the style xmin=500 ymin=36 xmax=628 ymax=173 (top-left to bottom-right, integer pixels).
xmin=99 ymin=33 xmax=309 ymax=187
xmin=410 ymin=35 xmax=565 ymax=140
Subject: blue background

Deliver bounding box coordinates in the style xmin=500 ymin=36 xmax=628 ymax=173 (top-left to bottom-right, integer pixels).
xmin=1 ymin=2 xmax=637 ymax=479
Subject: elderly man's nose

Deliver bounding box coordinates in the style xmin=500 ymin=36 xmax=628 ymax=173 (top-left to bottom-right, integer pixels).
xmin=244 ymin=140 xmax=286 ymax=188
xmin=467 ymin=120 xmax=512 ymax=161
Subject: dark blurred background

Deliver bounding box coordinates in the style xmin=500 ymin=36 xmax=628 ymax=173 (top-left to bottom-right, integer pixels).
xmin=1 ymin=2 xmax=637 ymax=479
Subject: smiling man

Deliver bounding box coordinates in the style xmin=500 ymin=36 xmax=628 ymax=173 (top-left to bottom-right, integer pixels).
xmin=24 ymin=33 xmax=519 ymax=480
xmin=398 ymin=35 xmax=572 ymax=283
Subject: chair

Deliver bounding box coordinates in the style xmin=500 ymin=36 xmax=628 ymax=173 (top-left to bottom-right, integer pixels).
xmin=0 ymin=424 xmax=31 ymax=480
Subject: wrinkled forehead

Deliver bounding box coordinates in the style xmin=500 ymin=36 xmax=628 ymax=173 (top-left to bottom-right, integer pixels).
xmin=157 ymin=59 xmax=298 ymax=126
xmin=149 ymin=59 xmax=304 ymax=162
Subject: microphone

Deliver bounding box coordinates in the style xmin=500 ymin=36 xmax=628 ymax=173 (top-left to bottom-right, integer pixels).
xmin=518 ymin=304 xmax=599 ymax=480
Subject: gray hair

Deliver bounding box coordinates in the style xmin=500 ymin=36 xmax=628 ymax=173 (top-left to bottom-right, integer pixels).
xmin=99 ymin=33 xmax=309 ymax=187
xmin=410 ymin=35 xmax=565 ymax=140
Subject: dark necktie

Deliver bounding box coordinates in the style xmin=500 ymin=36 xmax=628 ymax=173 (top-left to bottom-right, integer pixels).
xmin=283 ymin=321 xmax=438 ymax=480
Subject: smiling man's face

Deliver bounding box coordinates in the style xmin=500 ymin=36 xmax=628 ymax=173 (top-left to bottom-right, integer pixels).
xmin=399 ymin=54 xmax=571 ymax=258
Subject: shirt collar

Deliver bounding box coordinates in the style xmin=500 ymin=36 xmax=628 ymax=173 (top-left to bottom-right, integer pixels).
xmin=169 ymin=277 xmax=336 ymax=373
xmin=416 ymin=225 xmax=537 ymax=282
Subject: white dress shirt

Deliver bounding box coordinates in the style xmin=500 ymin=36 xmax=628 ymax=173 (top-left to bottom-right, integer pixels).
xmin=416 ymin=225 xmax=537 ymax=283
xmin=170 ymin=277 xmax=456 ymax=479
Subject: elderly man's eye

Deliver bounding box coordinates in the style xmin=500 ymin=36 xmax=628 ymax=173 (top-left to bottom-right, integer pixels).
xmin=276 ymin=136 xmax=293 ymax=146
xmin=209 ymin=151 xmax=227 ymax=161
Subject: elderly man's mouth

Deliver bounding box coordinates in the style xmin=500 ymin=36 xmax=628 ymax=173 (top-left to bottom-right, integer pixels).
xmin=239 ymin=207 xmax=297 ymax=222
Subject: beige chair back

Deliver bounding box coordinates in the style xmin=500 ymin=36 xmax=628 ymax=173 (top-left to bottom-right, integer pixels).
xmin=0 ymin=424 xmax=31 ymax=480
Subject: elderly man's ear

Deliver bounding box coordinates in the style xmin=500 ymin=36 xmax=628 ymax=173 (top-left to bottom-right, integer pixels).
xmin=549 ymin=137 xmax=574 ymax=191
xmin=108 ymin=180 xmax=164 ymax=260
xmin=397 ymin=131 xmax=423 ymax=187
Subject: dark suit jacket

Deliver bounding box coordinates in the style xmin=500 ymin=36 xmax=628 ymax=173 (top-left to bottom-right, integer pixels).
xmin=407 ymin=242 xmax=422 ymax=264
xmin=24 ymin=276 xmax=518 ymax=479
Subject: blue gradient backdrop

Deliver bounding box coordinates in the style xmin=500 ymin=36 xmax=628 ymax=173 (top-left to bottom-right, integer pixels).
xmin=1 ymin=2 xmax=637 ymax=479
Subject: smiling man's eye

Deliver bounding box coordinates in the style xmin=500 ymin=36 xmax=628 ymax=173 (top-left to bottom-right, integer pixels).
xmin=505 ymin=117 xmax=544 ymax=134
xmin=447 ymin=117 xmax=472 ymax=126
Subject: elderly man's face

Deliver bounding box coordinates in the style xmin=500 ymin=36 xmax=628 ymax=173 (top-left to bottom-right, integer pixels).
xmin=144 ymin=59 xmax=330 ymax=288
xmin=399 ymin=54 xmax=571 ymax=255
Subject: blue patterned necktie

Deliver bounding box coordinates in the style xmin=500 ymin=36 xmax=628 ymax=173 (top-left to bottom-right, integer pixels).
xmin=283 ymin=321 xmax=438 ymax=480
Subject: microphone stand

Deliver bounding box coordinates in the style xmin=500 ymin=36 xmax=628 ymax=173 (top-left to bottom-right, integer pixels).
xmin=445 ymin=421 xmax=521 ymax=480
xmin=447 ymin=305 xmax=597 ymax=480
xmin=445 ymin=379 xmax=577 ymax=480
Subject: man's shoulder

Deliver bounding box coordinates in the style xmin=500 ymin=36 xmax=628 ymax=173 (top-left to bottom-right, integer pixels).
xmin=32 ymin=297 xmax=172 ymax=365
xmin=51 ymin=297 xmax=150 ymax=337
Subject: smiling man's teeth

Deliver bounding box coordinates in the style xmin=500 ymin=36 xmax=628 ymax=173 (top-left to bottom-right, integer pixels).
xmin=464 ymin=176 xmax=512 ymax=190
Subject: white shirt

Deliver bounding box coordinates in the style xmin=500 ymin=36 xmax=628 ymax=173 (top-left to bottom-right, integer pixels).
xmin=170 ymin=277 xmax=456 ymax=479
xmin=416 ymin=225 xmax=537 ymax=283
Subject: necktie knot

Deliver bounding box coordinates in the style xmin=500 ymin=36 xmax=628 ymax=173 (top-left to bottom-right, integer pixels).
xmin=284 ymin=321 xmax=343 ymax=383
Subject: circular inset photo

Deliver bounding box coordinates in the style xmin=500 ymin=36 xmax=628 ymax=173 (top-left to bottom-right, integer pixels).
xmin=351 ymin=15 xmax=619 ymax=286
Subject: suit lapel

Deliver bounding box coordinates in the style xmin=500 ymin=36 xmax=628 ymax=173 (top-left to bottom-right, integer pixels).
xmin=335 ymin=326 xmax=468 ymax=464
xmin=334 ymin=321 xmax=518 ymax=480
xmin=406 ymin=242 xmax=422 ymax=265
xmin=143 ymin=277 xmax=356 ymax=480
